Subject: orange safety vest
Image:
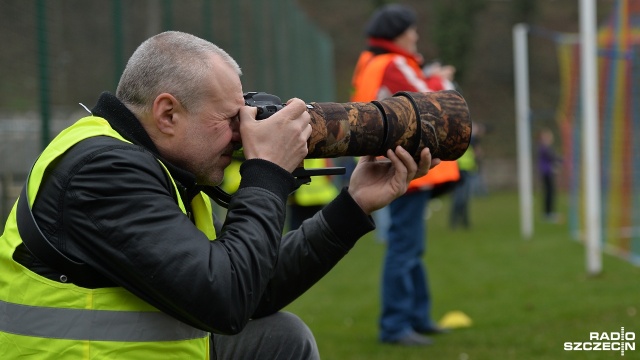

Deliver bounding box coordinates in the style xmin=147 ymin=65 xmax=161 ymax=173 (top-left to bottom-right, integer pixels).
xmin=350 ymin=50 xmax=460 ymax=192
xmin=406 ymin=160 xmax=459 ymax=192
xmin=351 ymin=50 xmax=378 ymax=101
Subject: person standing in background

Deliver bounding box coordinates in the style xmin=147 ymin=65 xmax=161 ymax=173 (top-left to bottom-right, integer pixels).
xmin=450 ymin=145 xmax=476 ymax=229
xmin=537 ymin=128 xmax=562 ymax=222
xmin=351 ymin=4 xmax=459 ymax=347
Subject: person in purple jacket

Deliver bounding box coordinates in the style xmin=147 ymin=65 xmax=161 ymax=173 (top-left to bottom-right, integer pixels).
xmin=537 ymin=128 xmax=562 ymax=222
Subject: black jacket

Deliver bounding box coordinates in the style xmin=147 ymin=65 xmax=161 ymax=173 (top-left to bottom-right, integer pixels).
xmin=15 ymin=92 xmax=375 ymax=335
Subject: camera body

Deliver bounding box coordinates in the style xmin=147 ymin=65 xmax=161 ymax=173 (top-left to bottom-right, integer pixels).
xmin=242 ymin=91 xmax=345 ymax=182
xmin=244 ymin=92 xmax=285 ymax=120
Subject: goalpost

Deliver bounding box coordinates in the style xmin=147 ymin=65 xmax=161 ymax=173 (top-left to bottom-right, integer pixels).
xmin=513 ymin=0 xmax=602 ymax=274
xmin=515 ymin=0 xmax=640 ymax=270
xmin=580 ymin=0 xmax=603 ymax=275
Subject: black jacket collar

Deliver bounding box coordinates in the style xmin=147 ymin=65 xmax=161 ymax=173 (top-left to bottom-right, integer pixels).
xmin=90 ymin=92 xmax=203 ymax=199
xmin=91 ymin=92 xmax=158 ymax=152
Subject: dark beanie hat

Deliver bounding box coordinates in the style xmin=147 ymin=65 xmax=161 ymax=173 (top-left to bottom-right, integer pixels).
xmin=365 ymin=4 xmax=417 ymax=40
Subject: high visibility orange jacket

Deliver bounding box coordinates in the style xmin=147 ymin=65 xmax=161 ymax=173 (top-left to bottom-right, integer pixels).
xmin=350 ymin=37 xmax=459 ymax=192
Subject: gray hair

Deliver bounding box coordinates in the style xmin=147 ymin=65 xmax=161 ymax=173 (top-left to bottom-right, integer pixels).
xmin=116 ymin=31 xmax=242 ymax=115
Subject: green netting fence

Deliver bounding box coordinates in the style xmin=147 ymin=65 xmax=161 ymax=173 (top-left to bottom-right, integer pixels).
xmin=0 ymin=0 xmax=335 ymax=227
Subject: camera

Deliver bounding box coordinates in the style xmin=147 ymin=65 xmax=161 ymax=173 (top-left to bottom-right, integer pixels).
xmin=207 ymin=90 xmax=473 ymax=207
xmin=243 ymin=90 xmax=472 ymax=162
xmin=244 ymin=92 xmax=286 ymax=120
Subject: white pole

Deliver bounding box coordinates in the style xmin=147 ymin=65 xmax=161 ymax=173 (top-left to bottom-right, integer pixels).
xmin=513 ymin=23 xmax=534 ymax=239
xmin=579 ymin=0 xmax=602 ymax=275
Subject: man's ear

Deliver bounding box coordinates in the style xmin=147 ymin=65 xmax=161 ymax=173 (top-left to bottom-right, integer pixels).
xmin=152 ymin=93 xmax=181 ymax=135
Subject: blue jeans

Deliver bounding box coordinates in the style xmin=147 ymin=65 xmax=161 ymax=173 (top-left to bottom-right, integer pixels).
xmin=380 ymin=190 xmax=434 ymax=341
xmin=450 ymin=170 xmax=471 ymax=229
xmin=372 ymin=206 xmax=391 ymax=243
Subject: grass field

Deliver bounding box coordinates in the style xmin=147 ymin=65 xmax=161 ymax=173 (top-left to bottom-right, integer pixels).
xmin=285 ymin=191 xmax=640 ymax=360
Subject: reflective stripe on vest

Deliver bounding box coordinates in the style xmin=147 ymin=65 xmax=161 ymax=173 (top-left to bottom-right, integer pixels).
xmin=0 ymin=116 xmax=212 ymax=358
xmin=0 ymin=299 xmax=207 ymax=342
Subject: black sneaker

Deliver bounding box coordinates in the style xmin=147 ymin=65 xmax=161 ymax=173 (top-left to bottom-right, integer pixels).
xmin=384 ymin=331 xmax=434 ymax=346
xmin=416 ymin=326 xmax=451 ymax=335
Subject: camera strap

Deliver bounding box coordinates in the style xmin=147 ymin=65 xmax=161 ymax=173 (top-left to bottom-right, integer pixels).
xmin=16 ymin=171 xmax=109 ymax=288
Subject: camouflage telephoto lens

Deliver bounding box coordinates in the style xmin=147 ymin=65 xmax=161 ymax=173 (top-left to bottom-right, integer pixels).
xmin=305 ymin=90 xmax=471 ymax=161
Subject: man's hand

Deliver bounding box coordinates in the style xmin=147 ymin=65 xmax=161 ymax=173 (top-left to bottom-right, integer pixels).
xmin=348 ymin=146 xmax=440 ymax=215
xmin=239 ymin=98 xmax=312 ymax=172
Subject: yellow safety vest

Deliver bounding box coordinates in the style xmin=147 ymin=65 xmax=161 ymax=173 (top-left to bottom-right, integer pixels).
xmin=0 ymin=116 xmax=215 ymax=359
xmin=456 ymin=146 xmax=477 ymax=172
xmin=292 ymin=159 xmax=339 ymax=206
xmin=221 ymin=159 xmax=243 ymax=194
